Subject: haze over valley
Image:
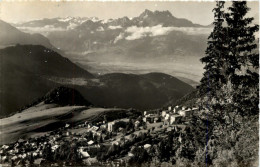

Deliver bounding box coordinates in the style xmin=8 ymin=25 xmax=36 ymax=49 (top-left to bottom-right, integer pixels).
xmin=12 ymin=9 xmax=211 ymax=85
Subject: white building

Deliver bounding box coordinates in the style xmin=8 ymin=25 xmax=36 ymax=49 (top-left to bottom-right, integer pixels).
xmin=79 ymin=147 xmax=90 ymax=158
xmin=179 ymin=108 xmax=192 ymax=117
xmin=88 ymin=140 xmax=94 ymax=145
xmin=165 ymin=113 xmax=170 ymax=120
xmin=144 ymin=144 xmax=151 ymax=149
xmin=162 ymin=111 xmax=168 ymax=117
xmin=170 ymin=115 xmax=182 ymax=124
xmin=173 ymin=106 xmax=181 ymax=113
xmin=108 ymin=122 xmax=115 ymax=132
xmin=135 ymin=121 xmax=140 ymax=127
xmin=92 ymin=126 xmax=99 ymax=131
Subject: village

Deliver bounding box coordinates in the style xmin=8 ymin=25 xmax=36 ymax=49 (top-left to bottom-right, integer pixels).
xmin=0 ymin=105 xmax=199 ymax=166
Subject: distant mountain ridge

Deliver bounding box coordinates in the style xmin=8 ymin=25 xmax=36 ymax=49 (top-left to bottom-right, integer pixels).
xmin=75 ymin=72 xmax=194 ymax=111
xmin=0 ymin=44 xmax=94 ymax=78
xmin=14 ymin=9 xmax=206 ymax=31
xmin=0 ymin=20 xmax=55 ymax=50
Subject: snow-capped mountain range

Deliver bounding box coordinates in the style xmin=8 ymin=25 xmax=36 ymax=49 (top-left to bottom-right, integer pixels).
xmin=14 ymin=9 xmax=208 ymax=33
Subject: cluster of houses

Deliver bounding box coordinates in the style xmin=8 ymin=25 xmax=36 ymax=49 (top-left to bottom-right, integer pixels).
xmin=0 ymin=135 xmax=59 ymax=166
xmin=107 ymin=118 xmax=130 ymax=132
xmin=162 ymin=106 xmax=198 ymax=125
xmin=142 ymin=105 xmax=198 ymax=126
xmin=0 ymin=122 xmax=107 ymax=166
xmin=0 ymin=105 xmax=199 ymax=166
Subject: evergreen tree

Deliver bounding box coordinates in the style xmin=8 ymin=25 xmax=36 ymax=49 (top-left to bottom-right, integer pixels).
xmin=224 ymin=1 xmax=259 ymax=115
xmin=199 ymin=1 xmax=227 ymax=99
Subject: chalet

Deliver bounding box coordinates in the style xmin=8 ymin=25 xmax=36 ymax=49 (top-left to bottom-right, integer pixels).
xmin=84 ymin=145 xmax=101 ymax=156
xmin=107 ymin=122 xmax=115 ymax=132
xmin=78 ymin=147 xmax=90 ymax=159
xmin=143 ymin=114 xmax=160 ymax=123
xmin=95 ymin=132 xmax=102 ymax=136
xmin=21 ymin=153 xmax=27 ymax=159
xmin=8 ymin=150 xmax=14 ymax=155
xmin=66 ymin=131 xmax=71 ymax=136
xmin=128 ymin=152 xmax=134 ymax=157
xmin=179 ymin=108 xmax=193 ymax=117
xmin=178 ymin=135 xmax=182 ymax=143
xmin=100 ymin=124 xmax=107 ymax=129
xmin=87 ymin=140 xmax=94 ymax=145
xmin=2 ymin=145 xmax=9 ymax=150
xmin=163 ymin=119 xmax=169 ymax=126
xmin=144 ymin=144 xmax=151 ymax=149
xmin=87 ymin=123 xmax=93 ymax=128
xmin=143 ymin=117 xmax=149 ymax=123
xmin=161 ymin=111 xmax=168 ymax=117
xmin=173 ymin=106 xmax=181 ymax=113
xmin=170 ymin=115 xmax=183 ymax=124
xmin=18 ymin=139 xmax=25 ymax=143
xmin=192 ymin=107 xmax=199 ymax=111
xmin=11 ymin=155 xmax=18 ymax=160
xmin=34 ymin=158 xmax=45 ymax=166
xmin=1 ymin=156 xmax=7 ymax=161
xmin=165 ymin=113 xmax=170 ymax=120
xmin=92 ymin=126 xmax=99 ymax=131
xmin=51 ymin=145 xmax=59 ymax=152
xmin=166 ymin=127 xmax=174 ymax=132
xmin=107 ymin=119 xmax=129 ymax=132
xmin=182 ymin=106 xmax=187 ymax=110
xmin=154 ymin=117 xmax=160 ymax=123
xmin=135 ymin=120 xmax=140 ymax=127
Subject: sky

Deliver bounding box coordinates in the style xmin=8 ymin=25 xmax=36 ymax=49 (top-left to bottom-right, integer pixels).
xmin=0 ymin=1 xmax=259 ymax=25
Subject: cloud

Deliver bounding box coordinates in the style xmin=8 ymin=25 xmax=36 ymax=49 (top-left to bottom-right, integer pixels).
xmin=125 ymin=25 xmax=173 ymax=40
xmin=108 ymin=25 xmax=122 ymax=30
xmin=67 ymin=22 xmax=77 ymax=30
xmin=114 ymin=25 xmax=212 ymax=42
xmin=114 ymin=33 xmax=125 ymax=43
xmin=16 ymin=25 xmax=66 ymax=34
xmin=171 ymin=27 xmax=212 ymax=35
xmin=96 ymin=26 xmax=104 ymax=31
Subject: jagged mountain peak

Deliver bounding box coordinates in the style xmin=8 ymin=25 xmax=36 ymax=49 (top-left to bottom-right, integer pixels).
xmin=140 ymin=9 xmax=154 ymax=16
xmin=154 ymin=10 xmax=173 ymax=17
xmin=139 ymin=9 xmax=174 ymax=18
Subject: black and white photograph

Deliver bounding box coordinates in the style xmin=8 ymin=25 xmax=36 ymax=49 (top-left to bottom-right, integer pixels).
xmin=0 ymin=0 xmax=259 ymax=166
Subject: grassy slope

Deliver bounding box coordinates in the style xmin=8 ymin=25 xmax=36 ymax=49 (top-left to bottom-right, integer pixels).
xmin=0 ymin=103 xmax=127 ymax=145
